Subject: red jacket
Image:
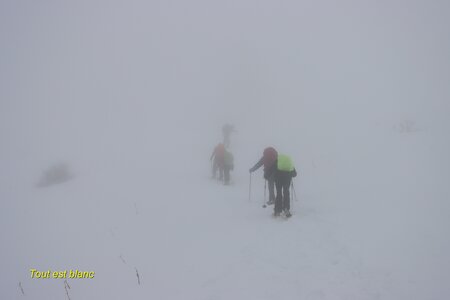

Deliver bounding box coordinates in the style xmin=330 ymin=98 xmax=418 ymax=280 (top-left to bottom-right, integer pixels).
xmin=211 ymin=143 xmax=226 ymax=165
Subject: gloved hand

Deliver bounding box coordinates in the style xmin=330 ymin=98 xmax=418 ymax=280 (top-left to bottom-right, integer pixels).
xmin=249 ymin=168 xmax=253 ymax=173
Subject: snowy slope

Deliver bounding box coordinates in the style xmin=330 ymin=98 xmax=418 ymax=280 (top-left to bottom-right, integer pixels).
xmin=2 ymin=122 xmax=450 ymax=300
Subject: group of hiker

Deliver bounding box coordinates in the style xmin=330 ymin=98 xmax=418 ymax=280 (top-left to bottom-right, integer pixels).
xmin=210 ymin=124 xmax=297 ymax=217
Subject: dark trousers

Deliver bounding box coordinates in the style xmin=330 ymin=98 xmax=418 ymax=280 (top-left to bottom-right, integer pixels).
xmin=267 ymin=175 xmax=275 ymax=202
xmin=212 ymin=160 xmax=224 ymax=180
xmin=274 ymin=171 xmax=292 ymax=213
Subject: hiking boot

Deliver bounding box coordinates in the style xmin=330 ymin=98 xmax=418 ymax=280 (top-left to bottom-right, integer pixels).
xmin=284 ymin=210 xmax=292 ymax=218
xmin=273 ymin=211 xmax=281 ymax=217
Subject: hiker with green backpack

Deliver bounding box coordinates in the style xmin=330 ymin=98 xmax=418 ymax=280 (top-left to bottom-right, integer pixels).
xmin=265 ymin=154 xmax=297 ymax=217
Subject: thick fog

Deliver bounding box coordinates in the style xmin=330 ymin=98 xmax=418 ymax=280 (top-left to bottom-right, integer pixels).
xmin=1 ymin=0 xmax=450 ymax=299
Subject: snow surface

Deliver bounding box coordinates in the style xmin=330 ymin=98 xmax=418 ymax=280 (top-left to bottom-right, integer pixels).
xmin=1 ymin=0 xmax=450 ymax=299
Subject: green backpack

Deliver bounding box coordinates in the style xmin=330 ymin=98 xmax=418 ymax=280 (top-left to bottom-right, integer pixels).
xmin=224 ymin=151 xmax=234 ymax=167
xmin=277 ymin=154 xmax=294 ymax=171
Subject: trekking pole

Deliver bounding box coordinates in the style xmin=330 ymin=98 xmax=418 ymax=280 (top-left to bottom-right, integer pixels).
xmin=210 ymin=159 xmax=213 ymax=178
xmin=248 ymin=173 xmax=252 ymax=202
xmin=291 ymin=181 xmax=298 ymax=202
xmin=262 ymin=179 xmax=267 ymax=208
xmin=289 ymin=179 xmax=294 ymax=210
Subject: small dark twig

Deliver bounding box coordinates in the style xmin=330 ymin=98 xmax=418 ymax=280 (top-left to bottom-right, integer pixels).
xmin=119 ymin=254 xmax=127 ymax=264
xmin=135 ymin=268 xmax=140 ymax=285
xmin=19 ymin=282 xmax=25 ymax=295
xmin=64 ymin=280 xmax=71 ymax=300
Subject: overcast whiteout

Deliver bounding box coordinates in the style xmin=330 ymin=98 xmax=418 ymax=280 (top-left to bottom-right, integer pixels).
xmin=1 ymin=1 xmax=449 ymax=299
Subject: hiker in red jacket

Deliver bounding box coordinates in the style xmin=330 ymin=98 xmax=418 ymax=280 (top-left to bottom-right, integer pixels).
xmin=249 ymin=147 xmax=278 ymax=205
xmin=210 ymin=143 xmax=226 ymax=180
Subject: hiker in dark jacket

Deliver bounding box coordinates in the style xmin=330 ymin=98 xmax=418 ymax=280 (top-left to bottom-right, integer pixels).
xmin=222 ymin=124 xmax=235 ymax=148
xmin=265 ymin=154 xmax=297 ymax=217
xmin=249 ymin=147 xmax=278 ymax=205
